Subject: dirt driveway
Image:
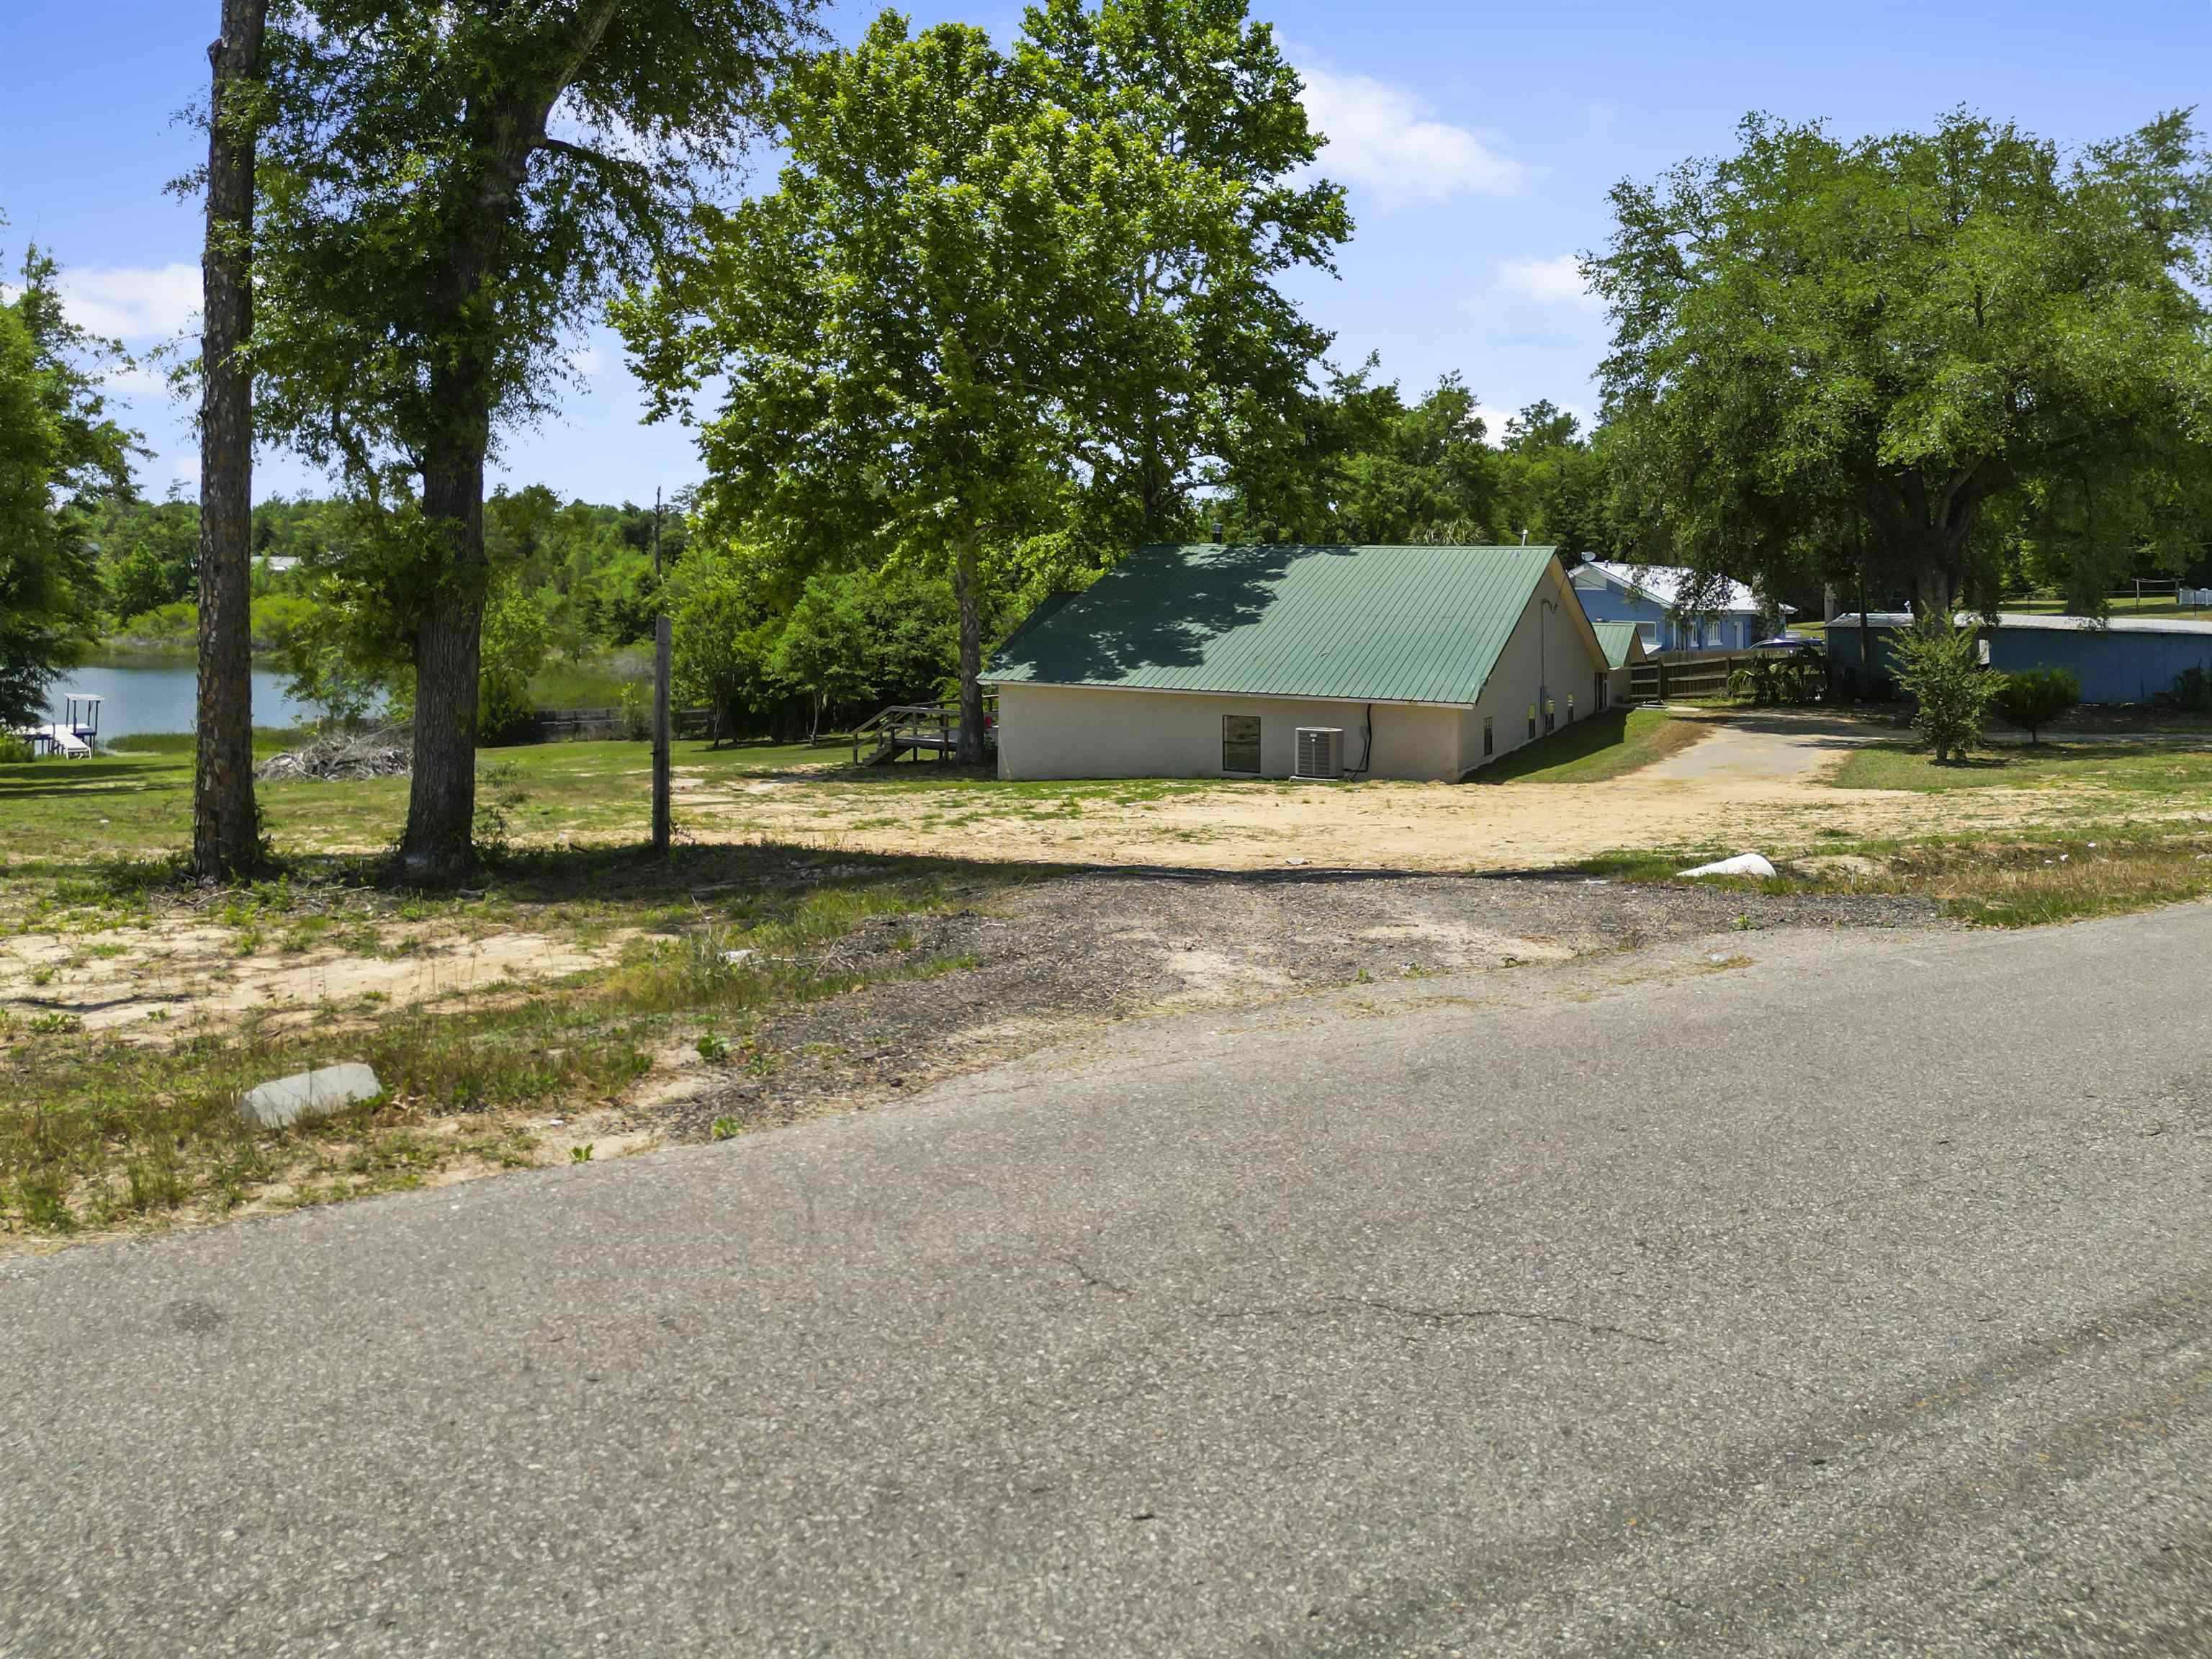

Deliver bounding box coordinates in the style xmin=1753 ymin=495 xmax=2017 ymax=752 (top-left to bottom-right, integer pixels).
xmin=687 ymin=711 xmax=1975 ymax=873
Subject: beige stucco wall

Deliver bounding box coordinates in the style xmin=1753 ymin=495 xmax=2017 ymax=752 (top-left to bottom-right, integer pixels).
xmin=994 ymin=683 xmax=1465 ymax=781
xmin=994 ymin=558 xmax=1611 ymax=783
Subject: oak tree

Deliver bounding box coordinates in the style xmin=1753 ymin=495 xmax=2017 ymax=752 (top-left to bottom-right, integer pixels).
xmin=1590 ymin=110 xmax=2212 ymax=616
xmin=251 ymin=0 xmax=822 ymax=879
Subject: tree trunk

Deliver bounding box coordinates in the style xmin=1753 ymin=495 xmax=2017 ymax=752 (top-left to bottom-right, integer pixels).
xmin=397 ymin=445 xmax=487 ymax=884
xmin=1912 ymin=559 xmax=1956 ymax=622
xmin=191 ymin=0 xmax=267 ymax=884
xmin=952 ymin=534 xmax=985 ymax=765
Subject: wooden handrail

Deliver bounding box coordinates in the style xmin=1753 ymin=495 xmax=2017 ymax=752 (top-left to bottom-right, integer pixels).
xmin=850 ymin=698 xmax=998 ymax=765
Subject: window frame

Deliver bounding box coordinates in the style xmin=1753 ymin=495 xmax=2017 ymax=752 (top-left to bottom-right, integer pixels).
xmin=1221 ymin=714 xmax=1263 ymax=775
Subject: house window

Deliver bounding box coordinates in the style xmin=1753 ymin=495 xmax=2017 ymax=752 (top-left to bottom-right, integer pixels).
xmin=1483 ymin=716 xmax=1494 ymax=757
xmin=1222 ymin=715 xmax=1262 ymax=774
xmin=1637 ymin=621 xmax=1660 ymax=648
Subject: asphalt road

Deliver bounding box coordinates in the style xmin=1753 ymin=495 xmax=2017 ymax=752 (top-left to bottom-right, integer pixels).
xmin=6 ymin=909 xmax=2211 ymax=1657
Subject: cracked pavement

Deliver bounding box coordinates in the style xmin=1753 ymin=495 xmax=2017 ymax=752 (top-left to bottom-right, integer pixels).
xmin=5 ymin=911 xmax=2212 ymax=1655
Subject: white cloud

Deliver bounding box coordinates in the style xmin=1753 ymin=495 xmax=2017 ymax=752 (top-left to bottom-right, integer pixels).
xmin=1472 ymin=402 xmax=1595 ymax=448
xmin=1299 ymin=65 xmax=1527 ymax=210
xmin=1471 ymin=405 xmax=1520 ymax=446
xmin=53 ymin=264 xmax=202 ymax=342
xmin=107 ymin=364 xmax=178 ymax=401
xmin=1498 ymin=255 xmax=1601 ymax=311
xmin=567 ymin=346 xmax=604 ymax=377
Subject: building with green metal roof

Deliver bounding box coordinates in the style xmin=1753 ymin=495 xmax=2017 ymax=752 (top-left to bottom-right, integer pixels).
xmin=986 ymin=543 xmax=1614 ymax=781
xmin=1588 ymin=619 xmax=1652 ymax=708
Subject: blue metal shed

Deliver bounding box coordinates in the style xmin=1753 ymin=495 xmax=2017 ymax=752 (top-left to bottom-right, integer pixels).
xmin=1828 ymin=613 xmax=2212 ymax=705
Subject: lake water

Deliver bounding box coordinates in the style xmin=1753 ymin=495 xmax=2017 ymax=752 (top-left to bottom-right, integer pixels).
xmin=45 ymin=658 xmax=331 ymax=743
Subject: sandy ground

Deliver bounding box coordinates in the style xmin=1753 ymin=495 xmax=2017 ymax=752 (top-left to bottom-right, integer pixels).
xmin=683 ymin=711 xmax=2113 ymax=873
xmin=0 ymin=925 xmax=629 ymax=1040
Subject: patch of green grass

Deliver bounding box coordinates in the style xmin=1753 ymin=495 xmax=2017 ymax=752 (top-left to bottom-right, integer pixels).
xmin=1474 ymin=709 xmax=1709 ymax=785
xmin=2001 ymin=593 xmax=2212 ymax=621
xmin=1831 ymin=739 xmax=2212 ymax=794
xmin=1580 ymin=822 xmax=2212 ymax=930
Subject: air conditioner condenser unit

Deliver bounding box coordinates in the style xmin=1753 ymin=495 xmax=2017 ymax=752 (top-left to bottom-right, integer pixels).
xmin=1294 ymin=727 xmax=1344 ymax=780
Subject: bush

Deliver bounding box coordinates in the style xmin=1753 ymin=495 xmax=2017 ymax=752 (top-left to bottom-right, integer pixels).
xmin=1994 ymin=665 xmax=2081 ymax=742
xmin=0 ymin=734 xmax=35 ymax=764
xmin=476 ymin=583 xmax=552 ymax=745
xmin=2163 ymin=665 xmax=2212 ymax=714
xmin=1892 ymin=615 xmax=2000 ymax=763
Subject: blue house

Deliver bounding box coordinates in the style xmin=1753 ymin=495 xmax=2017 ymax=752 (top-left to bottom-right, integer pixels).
xmin=1570 ymin=562 xmax=1786 ymax=653
xmin=1829 ymin=612 xmax=2212 ymax=705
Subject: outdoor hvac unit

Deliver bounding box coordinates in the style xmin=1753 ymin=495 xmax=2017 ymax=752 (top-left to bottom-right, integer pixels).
xmin=1293 ymin=727 xmax=1344 ymax=780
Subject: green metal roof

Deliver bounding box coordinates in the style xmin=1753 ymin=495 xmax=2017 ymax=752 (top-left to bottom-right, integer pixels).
xmin=1591 ymin=621 xmax=1645 ymax=669
xmin=989 ymin=543 xmax=1563 ymax=706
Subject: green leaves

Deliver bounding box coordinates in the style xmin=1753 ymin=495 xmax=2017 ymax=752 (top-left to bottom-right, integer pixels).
xmin=619 ymin=0 xmax=1344 ymax=572
xmin=1892 ymin=614 xmax=2002 ymax=763
xmin=250 ymin=0 xmax=827 ymax=492
xmin=0 ymin=250 xmax=138 ymax=727
xmin=1592 ymin=109 xmax=2212 ymax=612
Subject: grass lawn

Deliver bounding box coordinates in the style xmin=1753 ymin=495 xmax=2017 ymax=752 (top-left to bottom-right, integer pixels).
xmin=0 ymin=732 xmax=855 ymax=866
xmin=1830 ymin=739 xmax=2212 ymax=794
xmin=1473 ymin=708 xmax=1707 ymax=785
xmin=2001 ymin=594 xmax=2212 ymax=621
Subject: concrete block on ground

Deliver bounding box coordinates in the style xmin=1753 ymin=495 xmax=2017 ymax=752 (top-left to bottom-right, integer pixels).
xmin=1678 ymin=853 xmax=1778 ymax=881
xmin=240 ymin=1064 xmax=382 ymax=1129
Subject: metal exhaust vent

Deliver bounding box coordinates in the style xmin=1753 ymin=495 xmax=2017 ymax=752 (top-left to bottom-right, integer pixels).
xmin=1294 ymin=727 xmax=1344 ymax=780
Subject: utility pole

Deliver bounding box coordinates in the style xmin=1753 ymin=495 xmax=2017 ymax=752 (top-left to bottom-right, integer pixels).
xmin=651 ymin=487 xmax=671 ymax=857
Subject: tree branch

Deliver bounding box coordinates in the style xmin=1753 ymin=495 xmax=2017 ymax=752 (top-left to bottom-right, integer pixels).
xmin=536 ymin=136 xmax=644 ymax=179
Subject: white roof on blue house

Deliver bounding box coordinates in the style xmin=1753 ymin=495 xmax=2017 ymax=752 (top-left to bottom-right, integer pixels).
xmin=1575 ymin=561 xmax=1785 ymax=617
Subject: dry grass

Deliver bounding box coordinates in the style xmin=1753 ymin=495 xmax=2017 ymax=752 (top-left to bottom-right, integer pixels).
xmin=0 ymin=845 xmax=1008 ymax=1247
xmin=1585 ymin=824 xmax=2212 ymax=929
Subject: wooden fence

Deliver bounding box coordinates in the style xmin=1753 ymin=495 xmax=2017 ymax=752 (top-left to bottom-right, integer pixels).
xmin=1627 ymin=652 xmax=1758 ymax=704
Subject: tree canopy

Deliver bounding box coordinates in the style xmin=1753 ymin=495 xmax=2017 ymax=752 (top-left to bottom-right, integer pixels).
xmin=1216 ymin=367 xmax=1611 ymax=554
xmin=1589 ymin=109 xmax=2212 ymax=616
xmin=620 ymin=1 xmax=1344 ymax=759
xmin=248 ymin=0 xmax=823 ymax=877
xmin=0 ymin=249 xmax=137 ymax=729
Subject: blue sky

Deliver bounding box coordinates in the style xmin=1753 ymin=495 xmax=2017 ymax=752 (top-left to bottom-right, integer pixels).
xmin=4 ymin=0 xmax=2207 ymax=506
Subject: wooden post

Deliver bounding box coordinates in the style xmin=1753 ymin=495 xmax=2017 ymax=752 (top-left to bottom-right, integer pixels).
xmin=652 ymin=615 xmax=672 ymax=855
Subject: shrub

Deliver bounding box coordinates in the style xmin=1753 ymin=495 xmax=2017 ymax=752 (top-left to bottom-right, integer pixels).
xmin=1994 ymin=665 xmax=2082 ymax=742
xmin=0 ymin=733 xmax=34 ymax=764
xmin=476 ymin=583 xmax=552 ymax=745
xmin=1892 ymin=615 xmax=2000 ymax=763
xmin=2164 ymin=665 xmax=2212 ymax=714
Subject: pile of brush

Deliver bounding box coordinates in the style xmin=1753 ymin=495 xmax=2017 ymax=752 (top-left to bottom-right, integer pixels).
xmin=255 ymin=726 xmax=412 ymax=782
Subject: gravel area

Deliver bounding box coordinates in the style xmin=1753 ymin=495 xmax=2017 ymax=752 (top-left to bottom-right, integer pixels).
xmin=671 ymin=869 xmax=1941 ymax=1138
